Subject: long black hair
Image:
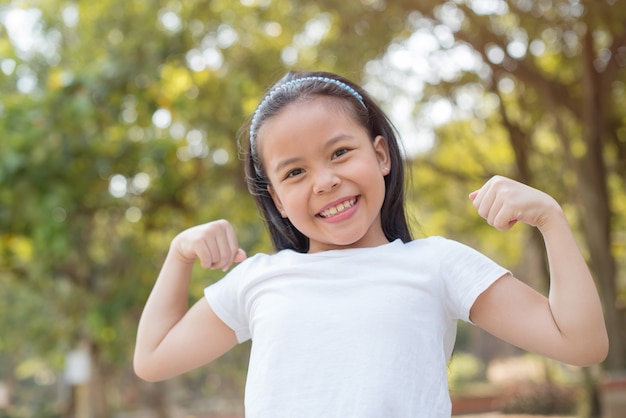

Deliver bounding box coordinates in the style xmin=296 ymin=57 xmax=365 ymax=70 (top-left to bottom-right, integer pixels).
xmin=241 ymin=71 xmax=412 ymax=253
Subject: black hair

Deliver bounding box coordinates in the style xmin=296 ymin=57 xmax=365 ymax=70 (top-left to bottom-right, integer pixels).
xmin=241 ymin=71 xmax=412 ymax=253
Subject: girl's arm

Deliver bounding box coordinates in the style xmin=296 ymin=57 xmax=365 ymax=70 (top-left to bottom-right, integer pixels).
xmin=133 ymin=220 xmax=247 ymax=382
xmin=468 ymin=176 xmax=608 ymax=366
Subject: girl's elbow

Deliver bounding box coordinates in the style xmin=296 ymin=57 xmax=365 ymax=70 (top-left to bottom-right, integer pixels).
xmin=572 ymin=349 xmax=608 ymax=367
xmin=134 ymin=364 xmax=150 ymax=382
xmin=587 ymin=334 xmax=609 ymax=366
xmin=134 ymin=364 xmax=167 ymax=382
xmin=133 ymin=354 xmax=166 ymax=382
xmin=568 ymin=335 xmax=609 ymax=367
xmin=133 ymin=358 xmax=151 ymax=382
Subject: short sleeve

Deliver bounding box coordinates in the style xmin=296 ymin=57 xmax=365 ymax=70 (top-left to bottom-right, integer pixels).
xmin=438 ymin=238 xmax=509 ymax=323
xmin=204 ymin=260 xmax=253 ymax=343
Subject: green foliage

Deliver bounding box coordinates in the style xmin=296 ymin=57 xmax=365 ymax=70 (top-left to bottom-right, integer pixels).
xmin=447 ymin=352 xmax=486 ymax=391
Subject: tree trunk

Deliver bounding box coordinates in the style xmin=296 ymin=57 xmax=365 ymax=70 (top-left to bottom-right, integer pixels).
xmin=579 ymin=30 xmax=625 ymax=371
xmin=89 ymin=342 xmax=110 ymax=418
xmin=142 ymin=381 xmax=170 ymax=418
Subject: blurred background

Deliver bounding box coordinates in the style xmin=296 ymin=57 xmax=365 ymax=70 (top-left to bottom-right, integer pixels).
xmin=0 ymin=0 xmax=625 ymax=417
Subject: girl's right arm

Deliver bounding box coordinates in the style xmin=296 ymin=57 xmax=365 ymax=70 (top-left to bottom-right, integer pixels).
xmin=133 ymin=220 xmax=247 ymax=382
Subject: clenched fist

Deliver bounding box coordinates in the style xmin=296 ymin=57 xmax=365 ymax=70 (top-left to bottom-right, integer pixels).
xmin=171 ymin=219 xmax=247 ymax=271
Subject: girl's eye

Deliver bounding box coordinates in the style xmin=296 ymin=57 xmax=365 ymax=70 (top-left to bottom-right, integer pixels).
xmin=285 ymin=168 xmax=303 ymax=178
xmin=332 ymin=148 xmax=350 ymax=159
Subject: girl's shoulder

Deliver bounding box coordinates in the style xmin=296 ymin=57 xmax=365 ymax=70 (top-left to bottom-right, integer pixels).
xmin=405 ymin=235 xmax=461 ymax=251
xmin=226 ymin=247 xmax=313 ymax=277
xmin=410 ymin=235 xmax=482 ymax=249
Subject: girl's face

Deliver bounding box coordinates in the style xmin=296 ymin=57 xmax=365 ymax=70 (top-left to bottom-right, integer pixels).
xmin=257 ymin=97 xmax=391 ymax=253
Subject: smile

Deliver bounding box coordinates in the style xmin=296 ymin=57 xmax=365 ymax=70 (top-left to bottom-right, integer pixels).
xmin=318 ymin=197 xmax=358 ymax=218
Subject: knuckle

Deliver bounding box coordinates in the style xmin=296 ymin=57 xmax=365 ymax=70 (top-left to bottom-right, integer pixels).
xmin=213 ymin=219 xmax=229 ymax=229
xmin=190 ymin=235 xmax=204 ymax=247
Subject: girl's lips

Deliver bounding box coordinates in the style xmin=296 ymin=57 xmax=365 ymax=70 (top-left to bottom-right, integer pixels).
xmin=317 ymin=196 xmax=359 ymax=219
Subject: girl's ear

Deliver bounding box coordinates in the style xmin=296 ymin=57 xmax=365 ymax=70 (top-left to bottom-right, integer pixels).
xmin=373 ymin=135 xmax=391 ymax=175
xmin=268 ymin=185 xmax=287 ymax=218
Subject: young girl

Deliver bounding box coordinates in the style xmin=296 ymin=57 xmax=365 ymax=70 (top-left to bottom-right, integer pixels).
xmin=134 ymin=71 xmax=608 ymax=417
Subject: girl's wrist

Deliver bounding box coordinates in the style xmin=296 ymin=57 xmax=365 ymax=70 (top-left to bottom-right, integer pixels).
xmin=536 ymin=203 xmax=568 ymax=236
xmin=168 ymin=239 xmax=198 ymax=266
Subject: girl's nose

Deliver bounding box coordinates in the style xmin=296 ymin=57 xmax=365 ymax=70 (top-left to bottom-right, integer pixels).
xmin=312 ymin=168 xmax=340 ymax=194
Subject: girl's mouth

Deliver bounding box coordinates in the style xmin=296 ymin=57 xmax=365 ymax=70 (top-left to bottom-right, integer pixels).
xmin=317 ymin=197 xmax=359 ymax=218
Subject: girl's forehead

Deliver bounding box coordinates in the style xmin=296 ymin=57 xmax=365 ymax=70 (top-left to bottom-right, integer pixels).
xmin=257 ymin=97 xmax=361 ymax=138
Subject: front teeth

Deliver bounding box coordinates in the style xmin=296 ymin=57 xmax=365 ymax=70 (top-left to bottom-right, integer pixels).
xmin=320 ymin=198 xmax=356 ymax=218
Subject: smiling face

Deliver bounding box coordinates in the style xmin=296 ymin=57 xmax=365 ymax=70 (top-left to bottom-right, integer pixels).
xmin=257 ymin=97 xmax=391 ymax=253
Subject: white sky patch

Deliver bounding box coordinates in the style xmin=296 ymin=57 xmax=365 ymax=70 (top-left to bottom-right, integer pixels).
xmin=498 ymin=76 xmax=515 ymax=94
xmin=125 ymin=207 xmax=142 ymax=222
xmin=212 ymin=148 xmax=230 ymax=165
xmin=109 ymin=175 xmax=128 ymax=198
xmin=468 ymin=0 xmax=509 ymax=15
xmin=264 ymin=21 xmax=282 ymax=37
xmin=486 ymin=43 xmax=505 ymax=64
xmin=426 ymin=98 xmax=454 ymax=126
xmin=389 ymin=96 xmax=435 ymax=156
xmin=283 ymin=13 xmax=331 ymax=65
xmin=152 ymin=108 xmax=172 ymax=129
xmin=131 ymin=172 xmax=151 ymax=194
xmin=186 ymin=47 xmax=224 ymax=72
xmin=281 ymin=46 xmax=298 ymax=66
xmin=1 ymin=59 xmax=16 ymax=75
xmin=159 ymin=10 xmax=182 ymax=33
xmin=366 ymin=20 xmax=485 ymax=157
xmin=1 ymin=6 xmax=63 ymax=72
xmin=16 ymin=71 xmax=37 ymax=93
xmin=217 ymin=24 xmax=238 ymax=48
xmin=61 ymin=4 xmax=79 ymax=28
xmin=529 ymin=39 xmax=546 ymax=56
xmin=298 ymin=13 xmax=331 ymax=47
xmin=1 ymin=8 xmax=43 ymax=54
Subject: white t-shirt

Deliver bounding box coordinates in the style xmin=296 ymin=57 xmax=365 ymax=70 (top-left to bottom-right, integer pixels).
xmin=204 ymin=237 xmax=509 ymax=418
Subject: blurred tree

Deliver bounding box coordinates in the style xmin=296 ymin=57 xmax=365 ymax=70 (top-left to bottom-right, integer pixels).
xmin=368 ymin=0 xmax=626 ymax=374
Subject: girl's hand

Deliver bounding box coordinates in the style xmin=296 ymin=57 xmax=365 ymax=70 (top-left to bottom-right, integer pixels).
xmin=469 ymin=176 xmax=562 ymax=232
xmin=170 ymin=220 xmax=247 ymax=271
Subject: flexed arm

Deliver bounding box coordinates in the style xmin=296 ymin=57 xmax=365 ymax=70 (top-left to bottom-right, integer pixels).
xmin=469 ymin=176 xmax=608 ymax=366
xmin=134 ymin=220 xmax=247 ymax=381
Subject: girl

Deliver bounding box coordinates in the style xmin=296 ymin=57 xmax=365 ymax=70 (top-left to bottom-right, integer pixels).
xmin=134 ymin=71 xmax=608 ymax=417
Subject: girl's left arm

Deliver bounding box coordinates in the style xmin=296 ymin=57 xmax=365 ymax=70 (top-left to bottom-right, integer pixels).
xmin=468 ymin=176 xmax=608 ymax=366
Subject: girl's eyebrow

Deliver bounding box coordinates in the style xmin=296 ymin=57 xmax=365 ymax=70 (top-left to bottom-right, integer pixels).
xmin=274 ymin=157 xmax=302 ymax=174
xmin=323 ymin=133 xmax=354 ymax=150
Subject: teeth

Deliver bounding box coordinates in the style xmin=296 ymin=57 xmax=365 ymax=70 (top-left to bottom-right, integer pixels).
xmin=320 ymin=198 xmax=356 ymax=218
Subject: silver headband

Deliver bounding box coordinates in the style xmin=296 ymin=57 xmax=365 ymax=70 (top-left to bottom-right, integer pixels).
xmin=249 ymin=76 xmax=367 ymax=144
